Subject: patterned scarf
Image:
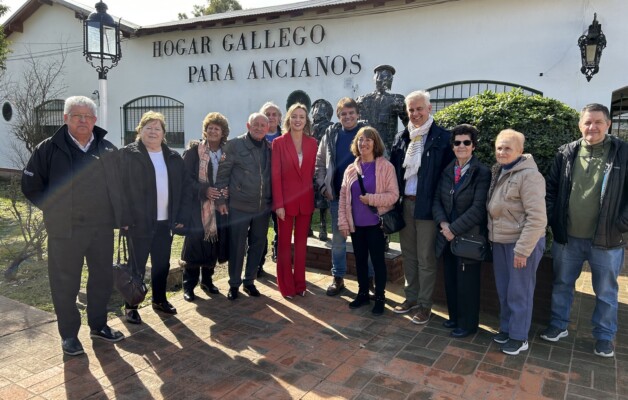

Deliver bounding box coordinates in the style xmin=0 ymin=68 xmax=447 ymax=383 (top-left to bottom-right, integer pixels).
xmin=198 ymin=141 xmax=218 ymax=242
xmin=403 ymin=115 xmax=433 ymax=181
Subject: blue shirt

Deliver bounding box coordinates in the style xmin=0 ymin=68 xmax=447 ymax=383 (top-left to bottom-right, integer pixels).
xmin=333 ymin=125 xmax=360 ymax=195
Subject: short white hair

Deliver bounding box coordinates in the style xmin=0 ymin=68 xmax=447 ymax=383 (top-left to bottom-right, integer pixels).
xmin=405 ymin=90 xmax=431 ymax=107
xmin=259 ymin=101 xmax=282 ymax=121
xmin=248 ymin=112 xmax=269 ymax=125
xmin=64 ymin=96 xmax=97 ymax=116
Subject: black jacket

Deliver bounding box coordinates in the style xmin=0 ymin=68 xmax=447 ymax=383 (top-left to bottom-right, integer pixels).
xmin=546 ymin=135 xmax=628 ymax=248
xmin=390 ymin=123 xmax=454 ymax=220
xmin=120 ymin=141 xmax=190 ymax=238
xmin=21 ymin=125 xmax=124 ymax=238
xmin=432 ymin=156 xmax=491 ymax=258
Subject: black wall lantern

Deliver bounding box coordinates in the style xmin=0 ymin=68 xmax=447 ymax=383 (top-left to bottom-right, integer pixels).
xmin=82 ymin=1 xmax=121 ymax=129
xmin=578 ymin=13 xmax=606 ymax=82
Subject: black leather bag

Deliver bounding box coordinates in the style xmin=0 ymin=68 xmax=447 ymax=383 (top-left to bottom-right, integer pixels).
xmin=356 ymin=173 xmax=405 ymax=234
xmin=113 ymin=232 xmax=148 ymax=306
xmin=450 ymin=233 xmax=490 ymax=262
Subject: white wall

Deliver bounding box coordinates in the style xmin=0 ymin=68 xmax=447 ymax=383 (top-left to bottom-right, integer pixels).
xmin=1 ymin=0 xmax=626 ymax=169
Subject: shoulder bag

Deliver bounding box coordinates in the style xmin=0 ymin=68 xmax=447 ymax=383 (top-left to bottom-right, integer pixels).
xmin=356 ymin=173 xmax=405 ymax=234
xmin=450 ymin=233 xmax=490 ymax=262
xmin=113 ymin=232 xmax=148 ymax=306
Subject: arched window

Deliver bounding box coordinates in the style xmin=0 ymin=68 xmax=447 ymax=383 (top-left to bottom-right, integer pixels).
xmin=427 ymin=80 xmax=543 ymax=112
xmin=35 ymin=99 xmax=65 ymax=138
xmin=122 ymin=96 xmax=184 ymax=147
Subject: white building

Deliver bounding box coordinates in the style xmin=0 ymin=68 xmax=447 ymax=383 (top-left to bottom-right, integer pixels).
xmin=1 ymin=0 xmax=626 ymax=170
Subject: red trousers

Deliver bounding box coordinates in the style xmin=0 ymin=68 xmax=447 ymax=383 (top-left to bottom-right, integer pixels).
xmin=276 ymin=213 xmax=311 ymax=297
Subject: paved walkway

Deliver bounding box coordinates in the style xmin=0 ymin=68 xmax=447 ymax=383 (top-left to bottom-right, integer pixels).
xmin=0 ymin=266 xmax=625 ymax=400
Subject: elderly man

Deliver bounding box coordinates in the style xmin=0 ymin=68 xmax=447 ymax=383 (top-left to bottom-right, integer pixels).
xmin=21 ymin=95 xmax=125 ymax=356
xmin=356 ymin=64 xmax=408 ymax=153
xmin=390 ymin=90 xmax=454 ymax=324
xmin=541 ymin=103 xmax=628 ymax=358
xmin=216 ymin=113 xmax=272 ymax=300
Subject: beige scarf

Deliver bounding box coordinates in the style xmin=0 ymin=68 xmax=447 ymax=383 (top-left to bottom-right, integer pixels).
xmin=402 ymin=115 xmax=433 ymax=180
xmin=198 ymin=141 xmax=218 ymax=242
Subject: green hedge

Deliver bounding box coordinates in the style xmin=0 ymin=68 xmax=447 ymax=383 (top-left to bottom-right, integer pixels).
xmin=434 ymin=89 xmax=581 ymax=176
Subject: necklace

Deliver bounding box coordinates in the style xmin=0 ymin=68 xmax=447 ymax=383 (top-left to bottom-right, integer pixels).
xmin=360 ymin=160 xmax=375 ymax=177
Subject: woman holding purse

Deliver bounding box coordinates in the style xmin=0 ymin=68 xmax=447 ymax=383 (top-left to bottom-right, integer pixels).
xmin=338 ymin=127 xmax=399 ymax=315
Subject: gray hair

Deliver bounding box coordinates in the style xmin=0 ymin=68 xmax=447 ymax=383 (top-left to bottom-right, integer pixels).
xmin=405 ymin=90 xmax=431 ymax=107
xmin=248 ymin=112 xmax=269 ymax=125
xmin=64 ymin=96 xmax=97 ymax=116
xmin=260 ymin=101 xmax=282 ymax=120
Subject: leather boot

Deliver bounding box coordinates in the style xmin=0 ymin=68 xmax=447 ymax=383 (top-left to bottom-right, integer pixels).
xmin=372 ymin=295 xmax=386 ymax=316
xmin=326 ymin=276 xmax=345 ymax=296
xmin=349 ymin=292 xmax=370 ymax=309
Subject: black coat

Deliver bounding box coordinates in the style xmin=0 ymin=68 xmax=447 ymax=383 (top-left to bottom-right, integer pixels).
xmin=120 ymin=141 xmax=190 ymax=238
xmin=546 ymin=135 xmax=628 ymax=248
xmin=21 ymin=125 xmax=125 ymax=238
xmin=432 ymin=156 xmax=491 ymax=258
xmin=390 ymin=123 xmax=455 ymax=220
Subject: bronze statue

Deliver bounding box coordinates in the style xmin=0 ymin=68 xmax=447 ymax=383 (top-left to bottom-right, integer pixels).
xmin=310 ymin=99 xmax=333 ymax=241
xmin=356 ymin=65 xmax=408 ymax=152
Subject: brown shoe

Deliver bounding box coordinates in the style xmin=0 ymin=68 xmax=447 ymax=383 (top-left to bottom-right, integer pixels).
xmin=411 ymin=306 xmax=432 ymax=325
xmin=326 ymin=277 xmax=345 ymax=296
xmin=393 ymin=300 xmax=418 ymax=314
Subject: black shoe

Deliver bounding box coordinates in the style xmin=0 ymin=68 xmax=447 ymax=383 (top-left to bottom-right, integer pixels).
xmin=90 ymin=325 xmax=125 ymax=343
xmin=227 ymin=287 xmax=239 ymax=300
xmin=200 ymin=282 xmax=219 ymax=295
xmin=319 ymin=231 xmax=328 ymax=241
xmin=125 ymin=309 xmax=142 ymax=324
xmin=243 ymin=285 xmax=260 ymax=297
xmin=183 ymin=291 xmax=195 ymax=302
xmin=349 ymin=293 xmax=370 ymax=309
xmin=62 ymin=337 xmax=84 ymax=356
xmin=372 ymin=296 xmax=385 ymax=316
xmin=152 ymin=301 xmax=177 ymax=314
xmin=442 ymin=320 xmax=457 ymax=329
xmin=450 ymin=328 xmax=476 ymax=338
xmin=257 ymin=266 xmax=266 ymax=278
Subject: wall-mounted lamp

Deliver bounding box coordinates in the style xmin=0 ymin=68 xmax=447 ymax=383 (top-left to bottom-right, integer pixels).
xmin=91 ymin=90 xmax=100 ymax=104
xmin=578 ymin=13 xmax=606 ymax=82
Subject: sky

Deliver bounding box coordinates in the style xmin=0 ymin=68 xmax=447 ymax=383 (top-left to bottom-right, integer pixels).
xmin=1 ymin=0 xmax=303 ymax=25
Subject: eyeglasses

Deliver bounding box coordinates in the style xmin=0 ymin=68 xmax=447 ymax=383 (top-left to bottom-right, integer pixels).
xmin=453 ymin=140 xmax=472 ymax=147
xmin=69 ymin=113 xmax=96 ymax=122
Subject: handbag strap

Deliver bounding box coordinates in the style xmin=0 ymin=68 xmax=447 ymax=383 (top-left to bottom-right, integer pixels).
xmin=118 ymin=230 xmax=142 ymax=277
xmin=356 ymin=172 xmax=380 ymax=217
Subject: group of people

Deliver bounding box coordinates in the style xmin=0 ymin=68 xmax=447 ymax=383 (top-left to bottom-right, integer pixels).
xmin=21 ymin=89 xmax=626 ymax=360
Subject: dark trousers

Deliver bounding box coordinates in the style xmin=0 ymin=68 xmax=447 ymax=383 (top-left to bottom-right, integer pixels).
xmin=183 ymin=265 xmax=215 ymax=292
xmin=351 ymin=225 xmax=387 ymax=297
xmin=128 ymin=221 xmax=173 ymax=307
xmin=228 ymin=208 xmax=270 ymax=288
xmin=442 ymin=244 xmax=481 ymax=331
xmin=48 ymin=226 xmax=114 ymax=339
xmin=260 ymin=211 xmax=278 ymax=267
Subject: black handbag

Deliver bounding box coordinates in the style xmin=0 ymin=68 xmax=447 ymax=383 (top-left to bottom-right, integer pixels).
xmin=450 ymin=233 xmax=490 ymax=262
xmin=356 ymin=173 xmax=405 ymax=234
xmin=113 ymin=232 xmax=148 ymax=306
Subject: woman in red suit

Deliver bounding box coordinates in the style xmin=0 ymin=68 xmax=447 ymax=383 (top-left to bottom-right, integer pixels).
xmin=272 ymin=103 xmax=318 ymax=299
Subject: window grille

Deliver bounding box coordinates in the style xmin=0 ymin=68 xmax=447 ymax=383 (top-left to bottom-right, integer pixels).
xmin=427 ymin=80 xmax=543 ymax=112
xmin=122 ymin=96 xmax=184 ymax=147
xmin=611 ymin=90 xmax=628 ymax=141
xmin=35 ymin=99 xmax=65 ymax=139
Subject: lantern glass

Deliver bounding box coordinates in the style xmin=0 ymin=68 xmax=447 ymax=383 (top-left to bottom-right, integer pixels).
xmin=585 ymin=44 xmax=597 ymax=66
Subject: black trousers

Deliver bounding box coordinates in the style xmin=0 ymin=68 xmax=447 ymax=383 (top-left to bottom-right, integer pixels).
xmin=443 ymin=244 xmax=481 ymax=330
xmin=259 ymin=211 xmax=278 ymax=267
xmin=351 ymin=225 xmax=387 ymax=297
xmin=228 ymin=208 xmax=270 ymax=288
xmin=128 ymin=221 xmax=173 ymax=306
xmin=183 ymin=265 xmax=215 ymax=292
xmin=48 ymin=226 xmax=114 ymax=339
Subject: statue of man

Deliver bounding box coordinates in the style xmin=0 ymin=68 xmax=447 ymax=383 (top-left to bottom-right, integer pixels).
xmin=311 ymin=99 xmax=334 ymax=142
xmin=356 ymin=64 xmax=408 ymax=152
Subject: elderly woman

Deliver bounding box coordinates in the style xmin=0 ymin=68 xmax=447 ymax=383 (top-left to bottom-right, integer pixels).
xmin=120 ymin=111 xmax=189 ymax=323
xmin=272 ymin=103 xmax=317 ymax=298
xmin=487 ymin=129 xmax=547 ymax=355
xmin=338 ymin=127 xmax=399 ymax=315
xmin=433 ymin=124 xmax=491 ymax=338
xmin=180 ymin=112 xmax=230 ymax=302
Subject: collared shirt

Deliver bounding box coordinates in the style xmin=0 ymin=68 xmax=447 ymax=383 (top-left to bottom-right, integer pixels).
xmin=68 ymin=132 xmax=95 ymax=153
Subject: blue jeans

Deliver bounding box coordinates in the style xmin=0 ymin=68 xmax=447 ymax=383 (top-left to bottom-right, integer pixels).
xmin=329 ymin=200 xmax=374 ymax=278
xmin=550 ymin=237 xmax=624 ymax=341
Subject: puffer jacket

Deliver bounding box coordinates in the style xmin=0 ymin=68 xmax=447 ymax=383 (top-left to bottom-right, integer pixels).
xmin=432 ymin=156 xmax=491 ymax=258
xmin=314 ymin=121 xmax=367 ymax=201
xmin=338 ymin=157 xmax=399 ymax=233
xmin=215 ymin=132 xmax=272 ymax=213
xmin=546 ymin=135 xmax=628 ymax=248
xmin=487 ymin=154 xmax=547 ymax=257
xmin=120 ymin=140 xmax=190 ymax=237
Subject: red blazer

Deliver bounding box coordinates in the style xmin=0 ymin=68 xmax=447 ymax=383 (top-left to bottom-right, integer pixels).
xmin=271 ymin=132 xmax=317 ymax=216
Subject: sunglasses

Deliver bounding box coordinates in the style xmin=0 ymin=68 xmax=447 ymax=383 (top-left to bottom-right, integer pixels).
xmin=453 ymin=140 xmax=472 ymax=147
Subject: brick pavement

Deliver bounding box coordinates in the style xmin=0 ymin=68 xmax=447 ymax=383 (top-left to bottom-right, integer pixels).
xmin=0 ymin=266 xmax=625 ymax=400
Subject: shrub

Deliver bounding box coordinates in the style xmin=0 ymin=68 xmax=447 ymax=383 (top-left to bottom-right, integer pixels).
xmin=434 ymin=89 xmax=581 ymax=176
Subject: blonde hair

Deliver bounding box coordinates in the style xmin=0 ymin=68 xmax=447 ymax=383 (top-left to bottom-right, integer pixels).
xmin=495 ymin=129 xmax=525 ymax=151
xmin=135 ymin=111 xmax=166 ymax=142
xmin=282 ymin=103 xmax=312 ymax=135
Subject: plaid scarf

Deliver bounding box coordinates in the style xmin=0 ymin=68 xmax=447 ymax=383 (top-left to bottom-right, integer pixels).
xmin=198 ymin=141 xmax=218 ymax=242
xmin=402 ymin=115 xmax=433 ymax=181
